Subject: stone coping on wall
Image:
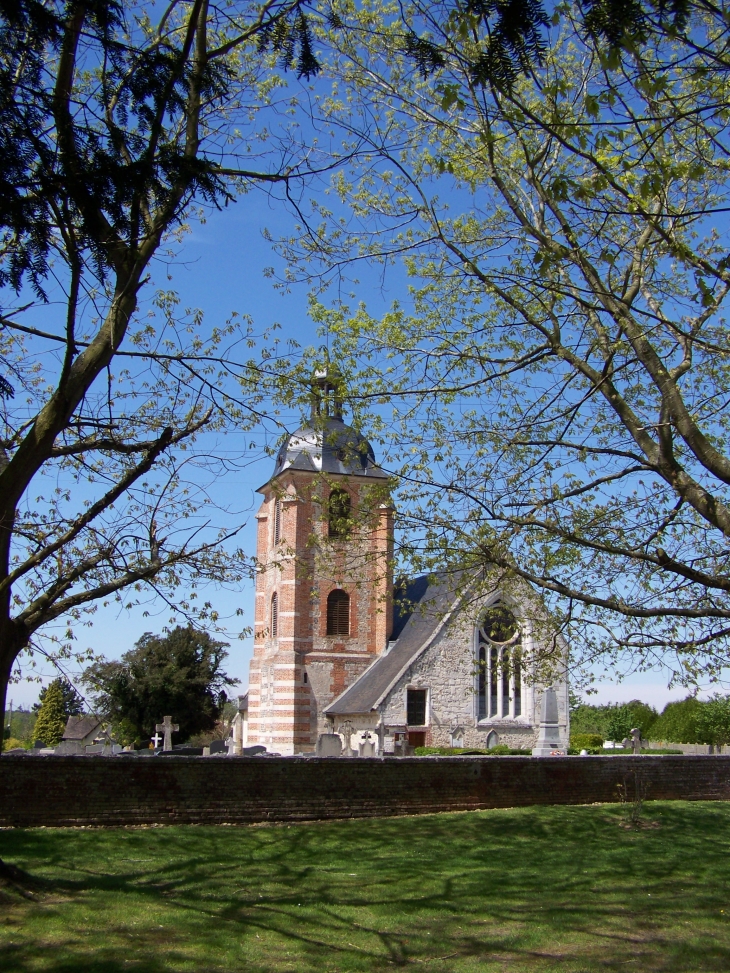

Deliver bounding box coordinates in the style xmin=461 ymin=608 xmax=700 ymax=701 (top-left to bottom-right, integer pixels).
xmin=1 ymin=754 xmax=729 ymax=828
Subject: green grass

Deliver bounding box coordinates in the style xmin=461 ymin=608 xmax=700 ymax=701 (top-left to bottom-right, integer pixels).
xmin=2 ymin=801 xmax=730 ymax=972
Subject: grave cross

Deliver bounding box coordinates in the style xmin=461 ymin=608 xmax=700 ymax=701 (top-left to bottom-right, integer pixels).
xmin=339 ymin=720 xmax=354 ymax=755
xmin=155 ymin=715 xmax=179 ymax=752
xmin=151 ymin=731 xmax=162 ymax=749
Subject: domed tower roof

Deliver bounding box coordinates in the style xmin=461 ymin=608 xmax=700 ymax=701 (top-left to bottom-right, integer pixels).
xmin=269 ymin=367 xmax=388 ymax=481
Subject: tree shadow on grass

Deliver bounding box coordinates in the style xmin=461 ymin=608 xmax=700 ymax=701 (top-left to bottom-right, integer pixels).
xmin=2 ymin=803 xmax=730 ymax=972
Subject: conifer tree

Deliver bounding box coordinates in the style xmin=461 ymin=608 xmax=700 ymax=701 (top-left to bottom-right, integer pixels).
xmin=33 ymin=678 xmax=83 ymax=718
xmin=32 ymin=681 xmax=68 ymax=747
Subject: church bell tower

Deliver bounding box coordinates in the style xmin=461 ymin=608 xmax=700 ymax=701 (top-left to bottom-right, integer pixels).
xmin=247 ymin=370 xmax=394 ymax=754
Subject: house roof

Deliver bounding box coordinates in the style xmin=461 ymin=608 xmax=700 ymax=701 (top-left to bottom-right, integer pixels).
xmin=324 ymin=573 xmax=468 ymax=716
xmin=62 ymin=715 xmax=102 ymax=741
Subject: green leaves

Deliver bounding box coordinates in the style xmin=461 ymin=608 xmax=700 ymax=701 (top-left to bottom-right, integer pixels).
xmin=299 ymin=0 xmax=730 ymax=681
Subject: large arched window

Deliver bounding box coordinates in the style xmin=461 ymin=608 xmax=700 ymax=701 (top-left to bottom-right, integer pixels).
xmin=326 ymin=589 xmax=350 ymax=636
xmin=328 ymin=489 xmax=351 ymax=538
xmin=476 ymin=604 xmax=522 ymax=720
xmin=271 ymin=592 xmax=278 ymax=638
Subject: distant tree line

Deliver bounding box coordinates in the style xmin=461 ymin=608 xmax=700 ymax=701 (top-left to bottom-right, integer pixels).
xmin=571 ymin=696 xmax=730 ymax=747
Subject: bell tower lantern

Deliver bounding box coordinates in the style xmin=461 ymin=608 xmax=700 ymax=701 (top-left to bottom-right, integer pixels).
xmin=247 ymin=370 xmax=394 ymax=754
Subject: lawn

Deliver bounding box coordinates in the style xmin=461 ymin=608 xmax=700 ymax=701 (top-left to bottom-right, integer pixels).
xmin=2 ymin=801 xmax=730 ymax=972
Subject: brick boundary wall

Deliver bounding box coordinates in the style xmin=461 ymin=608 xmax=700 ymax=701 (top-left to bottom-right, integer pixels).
xmin=1 ymin=755 xmax=729 ymax=828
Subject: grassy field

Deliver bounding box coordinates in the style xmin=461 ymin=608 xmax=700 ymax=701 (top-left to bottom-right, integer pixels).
xmin=2 ymin=801 xmax=730 ymax=972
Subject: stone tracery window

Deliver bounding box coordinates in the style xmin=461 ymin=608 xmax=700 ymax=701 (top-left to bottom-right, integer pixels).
xmin=477 ymin=604 xmax=522 ymax=720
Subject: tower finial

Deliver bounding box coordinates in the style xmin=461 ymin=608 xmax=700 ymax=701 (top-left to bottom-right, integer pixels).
xmin=311 ymin=350 xmax=343 ymax=420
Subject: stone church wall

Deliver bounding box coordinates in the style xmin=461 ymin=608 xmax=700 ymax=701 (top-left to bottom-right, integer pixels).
xmin=379 ymin=598 xmax=569 ymax=750
xmin=1 ymin=755 xmax=729 ymax=828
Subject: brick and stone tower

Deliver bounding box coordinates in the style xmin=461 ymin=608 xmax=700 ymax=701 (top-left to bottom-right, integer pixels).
xmin=247 ymin=371 xmax=394 ymax=754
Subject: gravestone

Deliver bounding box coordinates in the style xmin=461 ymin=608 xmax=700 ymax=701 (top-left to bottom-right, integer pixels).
xmin=224 ymin=737 xmax=236 ymax=756
xmin=209 ymin=739 xmax=227 ymax=754
xmin=532 ymin=687 xmax=564 ymax=756
xmin=339 ymin=720 xmax=355 ymax=757
xmin=358 ymin=731 xmax=376 ymax=757
xmin=316 ymin=732 xmax=343 ymax=757
xmin=55 ymin=740 xmax=84 ymax=756
xmin=157 ymin=745 xmax=204 ymax=756
xmin=630 ymin=727 xmax=643 ymax=755
xmin=155 ymin=716 xmax=179 ymax=752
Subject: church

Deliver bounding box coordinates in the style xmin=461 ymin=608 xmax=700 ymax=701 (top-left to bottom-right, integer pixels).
xmin=246 ymin=372 xmax=570 ymax=755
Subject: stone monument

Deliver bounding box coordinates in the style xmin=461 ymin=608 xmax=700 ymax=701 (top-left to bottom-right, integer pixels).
xmin=532 ymin=687 xmax=563 ymax=756
xmin=316 ymin=732 xmax=343 ymax=757
xmin=155 ymin=716 xmax=179 ymax=752
xmin=358 ymin=732 xmax=376 ymax=757
xmin=629 ymin=727 xmax=643 ymax=754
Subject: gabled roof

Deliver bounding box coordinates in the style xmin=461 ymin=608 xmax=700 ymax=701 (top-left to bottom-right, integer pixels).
xmin=62 ymin=715 xmax=102 ymax=741
xmin=324 ymin=573 xmax=468 ymax=716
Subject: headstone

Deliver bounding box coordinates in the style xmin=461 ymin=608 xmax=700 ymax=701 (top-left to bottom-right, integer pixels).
xmin=383 ymin=735 xmax=395 ymax=754
xmin=339 ymin=720 xmax=354 ymax=756
xmin=55 ymin=740 xmax=84 ymax=756
xmin=151 ymin=731 xmax=162 ymax=748
xmin=203 ymin=746 xmax=211 ymax=757
xmin=630 ymin=727 xmax=643 ymax=755
xmin=358 ymin=731 xmax=376 ymax=758
xmin=316 ymin=733 xmax=343 ymax=757
xmin=157 ymin=745 xmax=204 ymax=756
xmin=225 ymin=736 xmax=236 ymax=756
xmin=209 ymin=739 xmax=227 ymax=754
xmin=155 ymin=716 xmax=179 ymax=752
xmin=532 ymin=687 xmax=564 ymax=756
xmin=242 ymin=745 xmax=267 ymax=756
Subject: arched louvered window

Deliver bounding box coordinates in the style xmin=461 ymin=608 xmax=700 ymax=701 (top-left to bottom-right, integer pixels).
xmin=326 ymin=589 xmax=350 ymax=636
xmin=328 ymin=489 xmax=351 ymax=538
xmin=273 ymin=498 xmax=281 ymax=545
xmin=271 ymin=592 xmax=278 ymax=638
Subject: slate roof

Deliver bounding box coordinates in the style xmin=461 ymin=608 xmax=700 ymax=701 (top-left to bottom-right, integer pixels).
xmin=265 ymin=417 xmax=388 ymax=484
xmin=62 ymin=715 xmax=102 ymax=741
xmin=324 ymin=573 xmax=467 ymax=716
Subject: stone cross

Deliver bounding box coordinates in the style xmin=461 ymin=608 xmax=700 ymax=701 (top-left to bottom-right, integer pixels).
xmin=630 ymin=727 xmax=643 ymax=755
xmin=339 ymin=720 xmax=354 ymax=755
xmin=155 ymin=715 xmax=179 ymax=752
xmin=151 ymin=731 xmax=162 ymax=748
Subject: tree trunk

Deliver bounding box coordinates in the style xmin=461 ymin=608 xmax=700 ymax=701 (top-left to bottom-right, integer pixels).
xmin=0 ymin=622 xmax=23 ymax=753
